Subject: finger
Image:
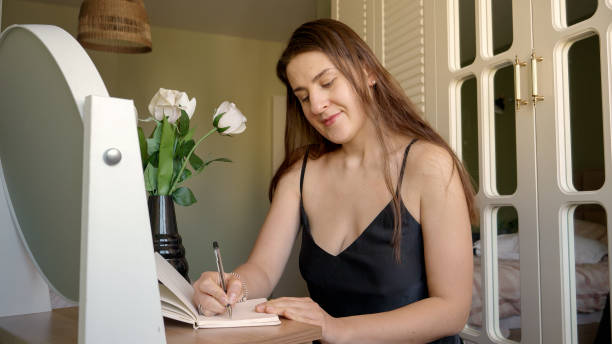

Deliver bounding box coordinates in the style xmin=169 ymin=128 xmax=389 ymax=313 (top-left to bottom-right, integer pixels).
xmin=193 ymin=293 xmax=227 ymax=315
xmin=263 ymin=297 xmax=312 ymax=311
xmin=191 ymin=281 xmax=201 ymax=306
xmin=255 ymin=302 xmax=267 ymax=313
xmin=260 ymin=304 xmax=309 ymax=321
xmin=255 ymin=298 xmax=298 ymax=313
xmin=202 ymin=308 xmax=220 ymax=317
xmin=268 ymin=297 xmax=311 ymax=304
xmin=268 ymin=304 xmax=325 ymax=329
xmin=255 ymin=299 xmax=299 ymax=313
xmin=278 ymin=309 xmax=319 ymax=326
xmin=198 ymin=277 xmax=229 ymax=304
xmin=226 ymin=278 xmax=243 ymax=304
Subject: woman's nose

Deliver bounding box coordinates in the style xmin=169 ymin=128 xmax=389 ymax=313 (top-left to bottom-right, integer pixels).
xmin=309 ymin=91 xmax=328 ymax=115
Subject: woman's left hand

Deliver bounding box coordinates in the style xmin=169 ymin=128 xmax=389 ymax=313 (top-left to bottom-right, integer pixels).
xmin=255 ymin=297 xmax=342 ymax=343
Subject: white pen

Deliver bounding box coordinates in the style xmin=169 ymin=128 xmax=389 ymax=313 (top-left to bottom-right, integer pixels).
xmin=213 ymin=241 xmax=232 ymax=318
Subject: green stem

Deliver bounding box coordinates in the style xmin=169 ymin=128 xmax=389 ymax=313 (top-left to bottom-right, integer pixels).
xmin=170 ymin=127 xmax=218 ymax=194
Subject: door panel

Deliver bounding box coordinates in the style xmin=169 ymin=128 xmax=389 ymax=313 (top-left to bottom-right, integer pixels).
xmin=565 ymin=0 xmax=598 ymax=26
xmin=495 ymin=206 xmax=520 ymax=341
xmin=492 ymin=64 xmax=517 ymax=196
xmin=458 ymin=0 xmax=476 ymax=67
xmin=532 ymin=0 xmax=612 ymax=343
xmin=567 ymin=34 xmax=605 ymax=192
xmin=491 ymin=0 xmax=513 ymax=55
xmin=435 ymin=0 xmax=540 ymax=342
xmin=572 ymin=204 xmax=609 ymax=344
xmin=460 ymin=75 xmax=479 ymax=192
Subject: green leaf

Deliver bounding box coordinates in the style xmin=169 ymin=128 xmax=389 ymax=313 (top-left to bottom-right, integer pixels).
xmin=173 ymin=135 xmax=180 ymax=155
xmin=150 ymin=121 xmax=162 ymax=138
xmin=146 ymin=138 xmax=159 ymax=155
xmin=177 ymin=110 xmax=190 ymax=137
xmin=144 ymin=163 xmax=157 ymax=193
xmin=137 ymin=127 xmax=148 ymax=168
xmin=204 ymin=157 xmax=232 ymax=168
xmin=184 ymin=128 xmax=194 ymax=142
xmin=192 ymin=157 xmax=232 ymax=175
xmin=217 ymin=126 xmax=230 ymax=133
xmin=178 ymin=139 xmax=195 ymax=160
xmin=177 ymin=168 xmax=192 ymax=184
xmin=147 ymin=122 xmax=163 ymax=155
xmin=189 ymin=153 xmax=204 ymax=172
xmin=157 ymin=118 xmax=175 ymax=195
xmin=172 ymin=187 xmax=196 ymax=206
xmin=213 ymin=112 xmax=225 ymax=128
xmin=172 ymin=158 xmax=181 ymax=185
xmin=146 ymin=151 xmax=159 ymax=168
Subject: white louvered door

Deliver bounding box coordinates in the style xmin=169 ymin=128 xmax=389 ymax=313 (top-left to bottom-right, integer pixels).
xmin=332 ymin=0 xmax=379 ymax=55
xmin=332 ymin=0 xmax=427 ymax=116
xmin=382 ymin=0 xmax=425 ymax=114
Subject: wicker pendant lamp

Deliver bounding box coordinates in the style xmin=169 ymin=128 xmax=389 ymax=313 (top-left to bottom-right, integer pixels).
xmin=77 ymin=0 xmax=152 ymax=53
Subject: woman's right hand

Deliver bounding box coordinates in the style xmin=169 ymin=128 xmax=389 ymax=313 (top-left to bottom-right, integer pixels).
xmin=192 ymin=271 xmax=243 ymax=317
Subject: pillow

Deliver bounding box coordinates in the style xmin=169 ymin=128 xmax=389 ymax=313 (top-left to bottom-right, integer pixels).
xmin=473 ymin=233 xmax=608 ymax=264
xmin=473 ymin=233 xmax=519 ymax=260
xmin=574 ymin=235 xmax=608 ymax=264
xmin=574 ymin=219 xmax=607 ymax=244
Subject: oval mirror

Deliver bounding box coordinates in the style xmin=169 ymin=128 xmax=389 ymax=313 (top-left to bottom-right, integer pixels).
xmin=0 ymin=25 xmax=108 ymax=302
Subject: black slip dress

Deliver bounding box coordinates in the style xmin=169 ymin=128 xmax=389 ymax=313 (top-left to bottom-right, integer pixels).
xmin=298 ymin=139 xmax=462 ymax=344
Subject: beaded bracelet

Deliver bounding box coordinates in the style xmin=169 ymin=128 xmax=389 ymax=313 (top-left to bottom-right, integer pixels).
xmin=230 ymin=272 xmax=248 ymax=302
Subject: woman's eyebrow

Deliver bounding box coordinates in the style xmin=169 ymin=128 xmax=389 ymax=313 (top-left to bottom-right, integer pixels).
xmin=292 ymin=68 xmax=333 ymax=93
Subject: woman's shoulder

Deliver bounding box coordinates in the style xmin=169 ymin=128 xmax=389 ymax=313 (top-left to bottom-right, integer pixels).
xmin=406 ymin=140 xmax=456 ymax=183
xmin=274 ymin=150 xmax=314 ymax=196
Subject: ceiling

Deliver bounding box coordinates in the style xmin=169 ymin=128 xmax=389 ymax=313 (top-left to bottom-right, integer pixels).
xmin=28 ymin=0 xmax=322 ymax=42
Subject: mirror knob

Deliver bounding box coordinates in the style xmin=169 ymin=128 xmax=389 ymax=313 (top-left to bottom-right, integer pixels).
xmin=103 ymin=148 xmax=122 ymax=166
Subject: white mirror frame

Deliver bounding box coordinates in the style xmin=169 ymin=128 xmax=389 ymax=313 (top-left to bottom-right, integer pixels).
xmin=0 ymin=24 xmax=165 ymax=343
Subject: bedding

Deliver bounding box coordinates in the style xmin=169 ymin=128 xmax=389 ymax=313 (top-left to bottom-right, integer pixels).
xmin=469 ymin=221 xmax=609 ymax=329
xmin=472 ymin=233 xmax=608 ymax=264
xmin=468 ymin=257 xmax=609 ymax=328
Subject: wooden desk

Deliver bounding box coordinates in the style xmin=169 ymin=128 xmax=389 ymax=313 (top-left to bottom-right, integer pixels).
xmin=0 ymin=307 xmax=322 ymax=344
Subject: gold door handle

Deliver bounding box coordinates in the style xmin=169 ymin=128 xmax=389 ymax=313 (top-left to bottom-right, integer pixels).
xmin=531 ymin=51 xmax=544 ymax=104
xmin=514 ymin=56 xmax=528 ymax=110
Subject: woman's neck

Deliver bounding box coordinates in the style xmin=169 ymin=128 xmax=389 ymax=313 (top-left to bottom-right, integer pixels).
xmin=336 ymin=119 xmax=406 ymax=170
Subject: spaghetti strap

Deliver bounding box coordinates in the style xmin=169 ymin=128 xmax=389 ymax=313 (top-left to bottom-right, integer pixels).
xmin=396 ymin=138 xmax=418 ymax=196
xmin=300 ymin=147 xmax=310 ymax=195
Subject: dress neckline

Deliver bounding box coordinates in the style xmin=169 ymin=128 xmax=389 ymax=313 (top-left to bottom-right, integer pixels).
xmin=299 ymin=138 xmax=419 ymax=258
xmin=300 ymin=198 xmax=420 ymax=257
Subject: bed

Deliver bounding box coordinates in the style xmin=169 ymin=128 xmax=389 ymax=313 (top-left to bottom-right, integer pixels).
xmin=468 ymin=219 xmax=610 ymax=340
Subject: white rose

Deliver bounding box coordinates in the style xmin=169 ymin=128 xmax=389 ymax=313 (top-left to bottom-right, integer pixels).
xmin=212 ymin=101 xmax=247 ymax=135
xmin=147 ymin=88 xmax=197 ymax=124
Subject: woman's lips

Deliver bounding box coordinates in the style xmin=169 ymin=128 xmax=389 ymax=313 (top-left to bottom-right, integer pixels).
xmin=323 ymin=112 xmax=341 ymax=126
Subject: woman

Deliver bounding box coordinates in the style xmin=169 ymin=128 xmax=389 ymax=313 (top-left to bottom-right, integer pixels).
xmin=193 ymin=19 xmax=475 ymax=343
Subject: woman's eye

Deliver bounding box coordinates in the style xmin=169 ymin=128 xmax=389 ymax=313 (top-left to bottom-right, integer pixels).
xmin=300 ymin=96 xmax=309 ymax=103
xmin=321 ymin=79 xmax=334 ymax=88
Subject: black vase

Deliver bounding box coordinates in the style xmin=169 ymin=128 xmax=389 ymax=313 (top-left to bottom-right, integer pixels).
xmin=148 ymin=195 xmax=190 ymax=283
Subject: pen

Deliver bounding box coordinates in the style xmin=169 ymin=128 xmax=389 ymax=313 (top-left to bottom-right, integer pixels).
xmin=213 ymin=241 xmax=232 ymax=318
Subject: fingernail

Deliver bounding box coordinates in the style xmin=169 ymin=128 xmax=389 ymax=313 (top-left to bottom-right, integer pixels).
xmin=229 ymin=293 xmax=237 ymax=303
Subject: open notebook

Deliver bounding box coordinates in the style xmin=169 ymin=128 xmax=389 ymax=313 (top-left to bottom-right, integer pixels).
xmin=154 ymin=253 xmax=281 ymax=328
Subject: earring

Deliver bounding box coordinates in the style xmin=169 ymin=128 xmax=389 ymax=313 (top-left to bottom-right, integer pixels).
xmin=369 ymin=80 xmax=377 ymax=87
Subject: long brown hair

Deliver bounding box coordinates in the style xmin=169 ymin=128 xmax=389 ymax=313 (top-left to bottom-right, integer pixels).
xmin=270 ymin=19 xmax=476 ymax=261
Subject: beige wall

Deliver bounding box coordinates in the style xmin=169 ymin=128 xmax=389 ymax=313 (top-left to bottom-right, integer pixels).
xmin=2 ymin=0 xmax=308 ymax=298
